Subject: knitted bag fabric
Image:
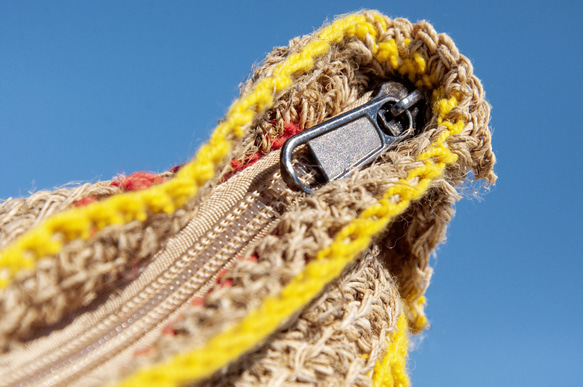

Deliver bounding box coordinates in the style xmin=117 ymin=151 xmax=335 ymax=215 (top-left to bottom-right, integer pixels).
xmin=0 ymin=10 xmax=495 ymax=386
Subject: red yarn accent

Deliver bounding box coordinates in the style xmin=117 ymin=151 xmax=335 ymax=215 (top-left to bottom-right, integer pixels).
xmin=223 ymin=121 xmax=301 ymax=181
xmin=191 ymin=296 xmax=204 ymax=306
xmin=74 ymin=197 xmax=98 ymax=207
xmin=168 ymin=164 xmax=183 ymax=173
xmin=111 ymin=171 xmax=166 ymax=191
xmin=76 ymin=171 xmax=170 ymax=208
xmin=228 ymin=153 xmax=260 ymax=174
xmin=230 ymin=159 xmax=242 ymax=170
xmin=75 ymin=162 xmax=182 ymax=209
xmin=272 ymin=121 xmax=301 ymax=149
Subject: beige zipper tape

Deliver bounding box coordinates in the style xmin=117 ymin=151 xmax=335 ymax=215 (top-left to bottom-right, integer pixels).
xmin=0 ymin=10 xmax=497 ymax=386
xmin=0 ymin=151 xmax=294 ymax=387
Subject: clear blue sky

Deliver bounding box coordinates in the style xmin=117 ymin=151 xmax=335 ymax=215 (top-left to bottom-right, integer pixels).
xmin=1 ymin=1 xmax=581 ymax=385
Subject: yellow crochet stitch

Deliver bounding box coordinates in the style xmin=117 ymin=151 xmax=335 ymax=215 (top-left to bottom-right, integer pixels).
xmin=372 ymin=314 xmax=411 ymax=387
xmin=0 ymin=14 xmax=371 ymax=289
xmin=0 ymin=9 xmax=469 ymax=386
xmin=110 ymin=12 xmax=465 ymax=387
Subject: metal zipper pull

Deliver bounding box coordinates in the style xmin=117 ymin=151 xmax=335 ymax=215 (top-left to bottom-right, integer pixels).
xmin=280 ymin=82 xmax=427 ymax=193
xmin=2 ymin=83 xmax=426 ymax=387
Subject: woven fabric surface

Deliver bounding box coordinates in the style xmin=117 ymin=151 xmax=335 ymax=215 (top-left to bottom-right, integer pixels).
xmin=105 ymin=11 xmax=495 ymax=386
xmin=0 ymin=10 xmax=495 ymax=387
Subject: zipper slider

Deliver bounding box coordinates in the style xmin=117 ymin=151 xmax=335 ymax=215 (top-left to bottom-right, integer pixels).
xmin=280 ymin=82 xmax=427 ymax=193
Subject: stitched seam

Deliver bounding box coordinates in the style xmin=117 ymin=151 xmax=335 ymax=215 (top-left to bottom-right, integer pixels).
xmin=110 ymin=13 xmax=464 ymax=387
xmin=0 ymin=15 xmax=378 ymax=289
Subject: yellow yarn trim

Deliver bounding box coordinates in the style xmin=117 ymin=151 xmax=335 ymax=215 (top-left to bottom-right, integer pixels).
xmin=0 ymin=10 xmax=464 ymax=385
xmin=411 ymin=295 xmax=429 ymax=331
xmin=111 ymin=13 xmax=465 ymax=386
xmin=372 ymin=313 xmax=411 ymax=387
xmin=0 ymin=14 xmax=379 ymax=289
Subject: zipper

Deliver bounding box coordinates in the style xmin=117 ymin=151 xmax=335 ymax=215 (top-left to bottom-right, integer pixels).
xmin=281 ymin=82 xmax=427 ymax=193
xmin=0 ymin=153 xmax=288 ymax=387
xmin=0 ymin=81 xmax=426 ymax=387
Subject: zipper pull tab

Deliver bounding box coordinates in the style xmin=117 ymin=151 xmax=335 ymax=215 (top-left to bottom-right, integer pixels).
xmin=280 ymin=82 xmax=427 ymax=193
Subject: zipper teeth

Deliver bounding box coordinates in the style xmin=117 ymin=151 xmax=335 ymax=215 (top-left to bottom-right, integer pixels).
xmin=11 ymin=177 xmax=288 ymax=387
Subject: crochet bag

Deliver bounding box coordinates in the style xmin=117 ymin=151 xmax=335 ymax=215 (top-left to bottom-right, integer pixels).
xmin=0 ymin=10 xmax=495 ymax=386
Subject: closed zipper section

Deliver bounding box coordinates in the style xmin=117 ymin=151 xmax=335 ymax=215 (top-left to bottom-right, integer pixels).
xmin=1 ymin=82 xmax=427 ymax=387
xmin=2 ymin=153 xmax=293 ymax=387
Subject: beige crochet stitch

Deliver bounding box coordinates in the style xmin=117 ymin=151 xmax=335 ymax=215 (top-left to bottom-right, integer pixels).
xmin=0 ymin=10 xmax=495 ymax=387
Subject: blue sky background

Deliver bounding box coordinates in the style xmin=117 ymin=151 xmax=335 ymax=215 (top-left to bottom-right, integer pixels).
xmin=1 ymin=1 xmax=581 ymax=385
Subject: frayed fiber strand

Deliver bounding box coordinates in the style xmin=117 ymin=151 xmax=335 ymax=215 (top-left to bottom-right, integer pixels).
xmin=0 ymin=14 xmax=373 ymax=289
xmin=110 ymin=12 xmax=465 ymax=387
xmin=0 ymin=9 xmax=496 ymax=387
xmin=372 ymin=314 xmax=410 ymax=387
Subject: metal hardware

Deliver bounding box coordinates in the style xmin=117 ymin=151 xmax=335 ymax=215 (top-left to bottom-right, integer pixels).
xmin=389 ymin=89 xmax=424 ymax=116
xmin=280 ymin=82 xmax=426 ymax=193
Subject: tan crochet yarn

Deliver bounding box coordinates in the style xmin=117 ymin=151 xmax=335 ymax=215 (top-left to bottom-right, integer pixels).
xmin=0 ymin=10 xmax=495 ymax=387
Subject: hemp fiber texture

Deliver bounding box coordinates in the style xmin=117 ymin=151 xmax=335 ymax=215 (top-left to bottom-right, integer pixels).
xmin=0 ymin=10 xmax=495 ymax=387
